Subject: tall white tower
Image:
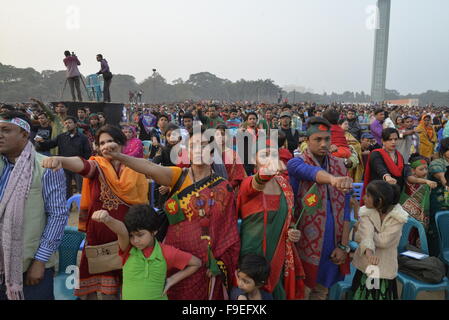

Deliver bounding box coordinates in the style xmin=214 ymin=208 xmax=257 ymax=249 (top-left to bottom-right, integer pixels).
xmin=371 ymin=0 xmax=391 ymax=102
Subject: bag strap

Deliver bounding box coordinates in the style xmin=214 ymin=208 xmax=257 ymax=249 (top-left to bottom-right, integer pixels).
xmin=167 ymin=168 xmax=189 ymax=199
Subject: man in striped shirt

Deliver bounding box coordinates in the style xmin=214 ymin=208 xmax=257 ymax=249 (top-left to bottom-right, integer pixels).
xmin=0 ymin=111 xmax=68 ymax=300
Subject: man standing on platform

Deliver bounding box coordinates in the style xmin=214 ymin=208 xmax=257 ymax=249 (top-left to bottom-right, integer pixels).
xmin=63 ymin=51 xmax=83 ymax=102
xmin=136 ymin=90 xmax=143 ymax=103
xmin=96 ymin=54 xmax=113 ymax=102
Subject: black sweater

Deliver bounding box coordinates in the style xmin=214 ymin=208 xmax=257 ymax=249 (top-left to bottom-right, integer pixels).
xmin=368 ymin=150 xmax=411 ymax=191
xmin=38 ymin=131 xmax=92 ymax=159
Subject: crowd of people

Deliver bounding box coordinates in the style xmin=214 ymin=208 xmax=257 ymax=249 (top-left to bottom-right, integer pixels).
xmin=0 ymin=98 xmax=449 ymax=301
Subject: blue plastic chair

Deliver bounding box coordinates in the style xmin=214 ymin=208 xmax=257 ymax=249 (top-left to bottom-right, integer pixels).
xmin=349 ymin=218 xmax=359 ymax=251
xmin=142 ymin=140 xmax=153 ymax=158
xmin=397 ymin=217 xmax=449 ymax=300
xmin=435 ymin=211 xmax=449 ymax=266
xmin=66 ymin=194 xmax=84 ymax=250
xmin=85 ymin=74 xmax=104 ymax=101
xmin=66 ymin=194 xmax=81 ymax=212
xmin=352 ymin=183 xmax=363 ymax=201
xmin=398 ymin=216 xmax=429 ymax=254
xmin=54 ymin=226 xmax=85 ymax=300
xmin=328 ymin=264 xmax=357 ymax=300
xmin=149 ymin=180 xmax=156 ymax=209
xmin=348 ymin=183 xmax=363 ymax=251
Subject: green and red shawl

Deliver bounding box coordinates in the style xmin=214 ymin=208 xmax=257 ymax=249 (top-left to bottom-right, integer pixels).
xmin=238 ymin=174 xmax=305 ymax=300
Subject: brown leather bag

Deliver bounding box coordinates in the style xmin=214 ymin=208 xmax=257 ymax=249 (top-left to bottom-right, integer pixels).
xmin=85 ymin=240 xmax=122 ymax=274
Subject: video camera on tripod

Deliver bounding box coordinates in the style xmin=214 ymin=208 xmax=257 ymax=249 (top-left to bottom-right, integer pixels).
xmin=61 ymin=51 xmax=103 ymax=101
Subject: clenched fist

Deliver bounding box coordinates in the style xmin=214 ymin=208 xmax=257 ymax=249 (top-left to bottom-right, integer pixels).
xmin=287 ymin=228 xmax=301 ymax=243
xmin=385 ymin=175 xmax=397 ymax=185
xmin=330 ymin=175 xmax=353 ymax=193
xmin=91 ymin=210 xmax=111 ymax=224
xmin=426 ymin=180 xmax=437 ymax=189
xmin=41 ymin=157 xmax=63 ymax=171
xmin=258 ymin=156 xmax=286 ymax=177
xmin=329 ymin=144 xmax=338 ymax=153
xmin=101 ymin=142 xmax=120 ymax=160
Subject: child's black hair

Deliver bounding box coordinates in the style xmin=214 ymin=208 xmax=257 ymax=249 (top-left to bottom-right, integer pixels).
xmin=238 ymin=254 xmax=270 ymax=286
xmin=409 ymin=153 xmax=429 ymax=165
xmin=439 ymin=137 xmax=449 ymax=157
xmin=322 ymin=108 xmax=340 ymax=125
xmin=165 ymin=123 xmax=180 ymax=136
xmin=183 ymin=112 xmax=194 ymax=120
xmin=306 ymin=116 xmax=331 ymax=130
xmin=124 ymin=204 xmax=163 ymax=233
xmin=245 ymin=112 xmax=258 ymax=120
xmin=366 ymin=180 xmax=401 ymax=214
xmin=278 ymin=130 xmax=287 ymax=148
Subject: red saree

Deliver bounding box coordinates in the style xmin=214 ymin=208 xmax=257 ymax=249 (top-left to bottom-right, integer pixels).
xmin=164 ymin=168 xmax=240 ymax=300
xmin=237 ymin=174 xmax=305 ymax=299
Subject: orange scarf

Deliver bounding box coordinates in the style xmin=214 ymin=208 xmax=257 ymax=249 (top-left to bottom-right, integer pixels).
xmin=79 ymin=156 xmax=149 ymax=231
xmin=418 ymin=114 xmax=435 ymax=140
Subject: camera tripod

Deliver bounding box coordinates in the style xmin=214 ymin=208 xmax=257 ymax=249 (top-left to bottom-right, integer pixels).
xmin=60 ymin=74 xmax=92 ymax=101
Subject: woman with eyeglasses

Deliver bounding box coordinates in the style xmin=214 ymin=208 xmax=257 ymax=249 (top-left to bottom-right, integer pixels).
xmin=98 ymin=125 xmax=239 ymax=300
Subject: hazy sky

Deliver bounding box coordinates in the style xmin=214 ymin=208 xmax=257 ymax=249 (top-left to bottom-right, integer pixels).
xmin=0 ymin=0 xmax=448 ymax=94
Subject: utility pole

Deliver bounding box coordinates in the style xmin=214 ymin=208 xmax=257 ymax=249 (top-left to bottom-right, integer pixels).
xmin=152 ymin=68 xmax=157 ymax=103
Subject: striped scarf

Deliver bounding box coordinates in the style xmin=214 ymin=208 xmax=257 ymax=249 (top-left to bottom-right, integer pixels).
xmin=0 ymin=141 xmax=35 ymax=300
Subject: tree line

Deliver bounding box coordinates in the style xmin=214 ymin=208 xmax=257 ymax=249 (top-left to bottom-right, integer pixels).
xmin=0 ymin=62 xmax=448 ymax=106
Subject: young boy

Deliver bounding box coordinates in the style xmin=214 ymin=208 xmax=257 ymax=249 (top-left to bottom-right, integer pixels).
xmin=230 ymin=254 xmax=273 ymax=300
xmin=226 ymin=108 xmax=242 ymax=134
xmin=91 ymin=204 xmax=201 ymax=300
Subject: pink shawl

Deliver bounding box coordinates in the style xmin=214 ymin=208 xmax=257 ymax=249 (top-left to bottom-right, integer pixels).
xmin=123 ymin=126 xmax=143 ymax=158
xmin=0 ymin=141 xmax=35 ymax=300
